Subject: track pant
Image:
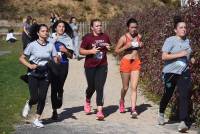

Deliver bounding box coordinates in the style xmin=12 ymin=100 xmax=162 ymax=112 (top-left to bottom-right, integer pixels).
xmin=85 ymin=65 xmax=107 ymax=106
xmin=50 ymin=63 xmax=68 ymax=110
xmin=159 ymin=70 xmax=191 ymax=121
xmin=28 ymin=75 xmax=49 ymax=115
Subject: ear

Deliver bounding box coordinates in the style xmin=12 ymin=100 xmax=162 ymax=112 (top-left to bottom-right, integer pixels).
xmin=174 ymin=29 xmax=177 ymax=34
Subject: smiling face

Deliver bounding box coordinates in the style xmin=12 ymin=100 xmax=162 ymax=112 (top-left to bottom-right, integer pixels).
xmin=128 ymin=22 xmax=138 ymax=35
xmin=174 ymin=22 xmax=187 ymax=38
xmin=91 ymin=21 xmax=102 ymax=35
xmin=56 ymin=22 xmax=65 ymax=35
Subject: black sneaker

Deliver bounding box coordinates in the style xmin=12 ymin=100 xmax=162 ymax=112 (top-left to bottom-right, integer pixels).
xmin=51 ymin=111 xmax=58 ymax=120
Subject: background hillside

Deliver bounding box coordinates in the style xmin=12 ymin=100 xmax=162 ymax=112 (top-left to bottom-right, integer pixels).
xmin=0 ymin=0 xmax=168 ymax=22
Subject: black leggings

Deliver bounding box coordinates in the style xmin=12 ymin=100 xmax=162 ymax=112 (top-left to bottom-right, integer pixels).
xmin=85 ymin=65 xmax=107 ymax=106
xmin=159 ymin=70 xmax=191 ymax=121
xmin=50 ymin=63 xmax=68 ymax=110
xmin=28 ymin=75 xmax=49 ymax=115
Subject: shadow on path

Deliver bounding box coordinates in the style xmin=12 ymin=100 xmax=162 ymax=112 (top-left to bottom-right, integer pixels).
xmin=43 ymin=106 xmax=83 ymax=125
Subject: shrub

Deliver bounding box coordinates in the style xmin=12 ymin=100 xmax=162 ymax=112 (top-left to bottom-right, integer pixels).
xmin=108 ymin=3 xmax=200 ymax=126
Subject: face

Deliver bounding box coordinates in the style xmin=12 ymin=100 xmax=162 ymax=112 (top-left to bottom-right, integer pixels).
xmin=91 ymin=21 xmax=102 ymax=35
xmin=174 ymin=22 xmax=187 ymax=38
xmin=72 ymin=18 xmax=76 ymax=23
xmin=38 ymin=26 xmax=49 ymax=39
xmin=128 ymin=23 xmax=138 ymax=35
xmin=56 ymin=22 xmax=65 ymax=35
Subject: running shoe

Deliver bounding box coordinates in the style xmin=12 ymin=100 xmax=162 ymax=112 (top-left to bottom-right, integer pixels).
xmin=131 ymin=109 xmax=138 ymax=118
xmin=33 ymin=119 xmax=44 ymax=128
xmin=96 ymin=111 xmax=104 ymax=120
xmin=22 ymin=100 xmax=31 ymax=118
xmin=84 ymin=99 xmax=91 ymax=114
xmin=158 ymin=113 xmax=165 ymax=125
xmin=119 ymin=100 xmax=125 ymax=113
xmin=178 ymin=121 xmax=188 ymax=133
xmin=51 ymin=110 xmax=58 ymax=120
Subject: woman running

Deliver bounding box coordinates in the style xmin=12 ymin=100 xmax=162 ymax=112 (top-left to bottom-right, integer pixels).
xmin=115 ymin=18 xmax=143 ymax=118
xmin=70 ymin=17 xmax=80 ymax=59
xmin=158 ymin=16 xmax=193 ymax=133
xmin=79 ymin=19 xmax=111 ymax=120
xmin=49 ymin=20 xmax=74 ymax=120
xmin=22 ymin=16 xmax=32 ymax=50
xmin=20 ymin=24 xmax=57 ymax=128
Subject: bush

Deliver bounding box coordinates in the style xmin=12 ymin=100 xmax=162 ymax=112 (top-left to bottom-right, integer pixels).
xmin=108 ymin=3 xmax=200 ymax=126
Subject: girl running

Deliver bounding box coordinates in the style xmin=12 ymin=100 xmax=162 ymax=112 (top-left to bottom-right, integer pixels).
xmin=49 ymin=20 xmax=74 ymax=120
xmin=20 ymin=24 xmax=57 ymax=128
xmin=79 ymin=19 xmax=111 ymax=120
xmin=115 ymin=18 xmax=143 ymax=118
xmin=158 ymin=16 xmax=193 ymax=133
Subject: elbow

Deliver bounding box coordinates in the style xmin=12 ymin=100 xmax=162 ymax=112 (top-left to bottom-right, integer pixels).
xmin=114 ymin=49 xmax=119 ymax=54
xmin=79 ymin=48 xmax=84 ymax=55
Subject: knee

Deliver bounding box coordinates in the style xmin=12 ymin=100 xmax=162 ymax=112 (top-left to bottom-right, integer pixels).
xmin=130 ymin=86 xmax=137 ymax=92
xmin=122 ymin=88 xmax=128 ymax=92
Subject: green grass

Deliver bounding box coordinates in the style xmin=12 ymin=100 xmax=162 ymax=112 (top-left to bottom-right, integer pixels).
xmin=0 ymin=39 xmax=29 ymax=134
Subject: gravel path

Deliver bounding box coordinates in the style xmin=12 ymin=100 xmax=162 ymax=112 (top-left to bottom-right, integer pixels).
xmin=15 ymin=54 xmax=198 ymax=134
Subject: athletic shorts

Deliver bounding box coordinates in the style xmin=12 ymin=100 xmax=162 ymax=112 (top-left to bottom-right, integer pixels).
xmin=120 ymin=58 xmax=141 ymax=73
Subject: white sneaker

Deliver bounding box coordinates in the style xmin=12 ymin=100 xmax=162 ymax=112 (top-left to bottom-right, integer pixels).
xmin=22 ymin=100 xmax=31 ymax=118
xmin=33 ymin=119 xmax=44 ymax=128
xmin=158 ymin=113 xmax=165 ymax=125
xmin=178 ymin=121 xmax=188 ymax=132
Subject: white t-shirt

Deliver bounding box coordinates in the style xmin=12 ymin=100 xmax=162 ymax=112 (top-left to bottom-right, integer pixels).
xmin=6 ymin=33 xmax=16 ymax=41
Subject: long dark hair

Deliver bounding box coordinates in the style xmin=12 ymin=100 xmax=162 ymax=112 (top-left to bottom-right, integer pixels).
xmin=29 ymin=24 xmax=48 ymax=41
xmin=52 ymin=20 xmax=74 ymax=38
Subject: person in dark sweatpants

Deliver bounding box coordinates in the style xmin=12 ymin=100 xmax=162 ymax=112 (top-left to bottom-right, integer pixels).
xmin=158 ymin=16 xmax=195 ymax=133
xmin=49 ymin=20 xmax=74 ymax=120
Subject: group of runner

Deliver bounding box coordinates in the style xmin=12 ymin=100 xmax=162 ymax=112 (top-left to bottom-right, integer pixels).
xmin=19 ymin=16 xmax=194 ymax=133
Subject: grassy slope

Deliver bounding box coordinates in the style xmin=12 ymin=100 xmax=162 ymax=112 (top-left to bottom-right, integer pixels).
xmin=0 ymin=39 xmax=28 ymax=134
xmin=0 ymin=0 xmax=163 ymax=22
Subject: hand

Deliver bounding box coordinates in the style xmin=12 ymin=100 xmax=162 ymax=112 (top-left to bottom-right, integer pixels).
xmin=191 ymin=57 xmax=195 ymax=64
xmin=29 ymin=64 xmax=37 ymax=70
xmin=124 ymin=42 xmax=132 ymax=50
xmin=139 ymin=42 xmax=144 ymax=47
xmin=59 ymin=45 xmax=68 ymax=53
xmin=103 ymin=43 xmax=111 ymax=50
xmin=90 ymin=46 xmax=100 ymax=54
xmin=178 ymin=50 xmax=188 ymax=57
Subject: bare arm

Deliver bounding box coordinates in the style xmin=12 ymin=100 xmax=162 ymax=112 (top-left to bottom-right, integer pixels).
xmin=79 ymin=46 xmax=100 ymax=56
xmin=115 ymin=36 xmax=130 ymax=54
xmin=19 ymin=54 xmax=37 ymax=69
xmin=162 ymin=50 xmax=188 ymax=61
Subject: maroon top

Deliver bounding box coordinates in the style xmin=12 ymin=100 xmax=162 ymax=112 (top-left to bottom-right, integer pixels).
xmin=80 ymin=33 xmax=111 ymax=68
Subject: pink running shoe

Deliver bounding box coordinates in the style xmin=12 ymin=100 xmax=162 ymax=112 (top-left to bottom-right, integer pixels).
xmin=84 ymin=99 xmax=91 ymax=114
xmin=119 ymin=100 xmax=125 ymax=113
xmin=96 ymin=111 xmax=104 ymax=120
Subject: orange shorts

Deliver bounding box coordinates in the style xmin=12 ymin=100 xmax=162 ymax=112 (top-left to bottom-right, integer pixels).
xmin=120 ymin=58 xmax=141 ymax=73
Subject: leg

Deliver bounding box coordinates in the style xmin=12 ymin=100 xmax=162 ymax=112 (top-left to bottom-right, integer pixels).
xmin=95 ymin=66 xmax=107 ymax=120
xmin=120 ymin=72 xmax=130 ymax=101
xmin=36 ymin=78 xmax=49 ymax=117
xmin=28 ymin=76 xmax=39 ymax=106
xmin=85 ymin=67 xmax=96 ymax=100
xmin=95 ymin=66 xmax=108 ymax=108
xmin=159 ymin=73 xmax=177 ymax=114
xmin=130 ymin=71 xmax=140 ymax=110
xmin=177 ymin=70 xmax=191 ymax=122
